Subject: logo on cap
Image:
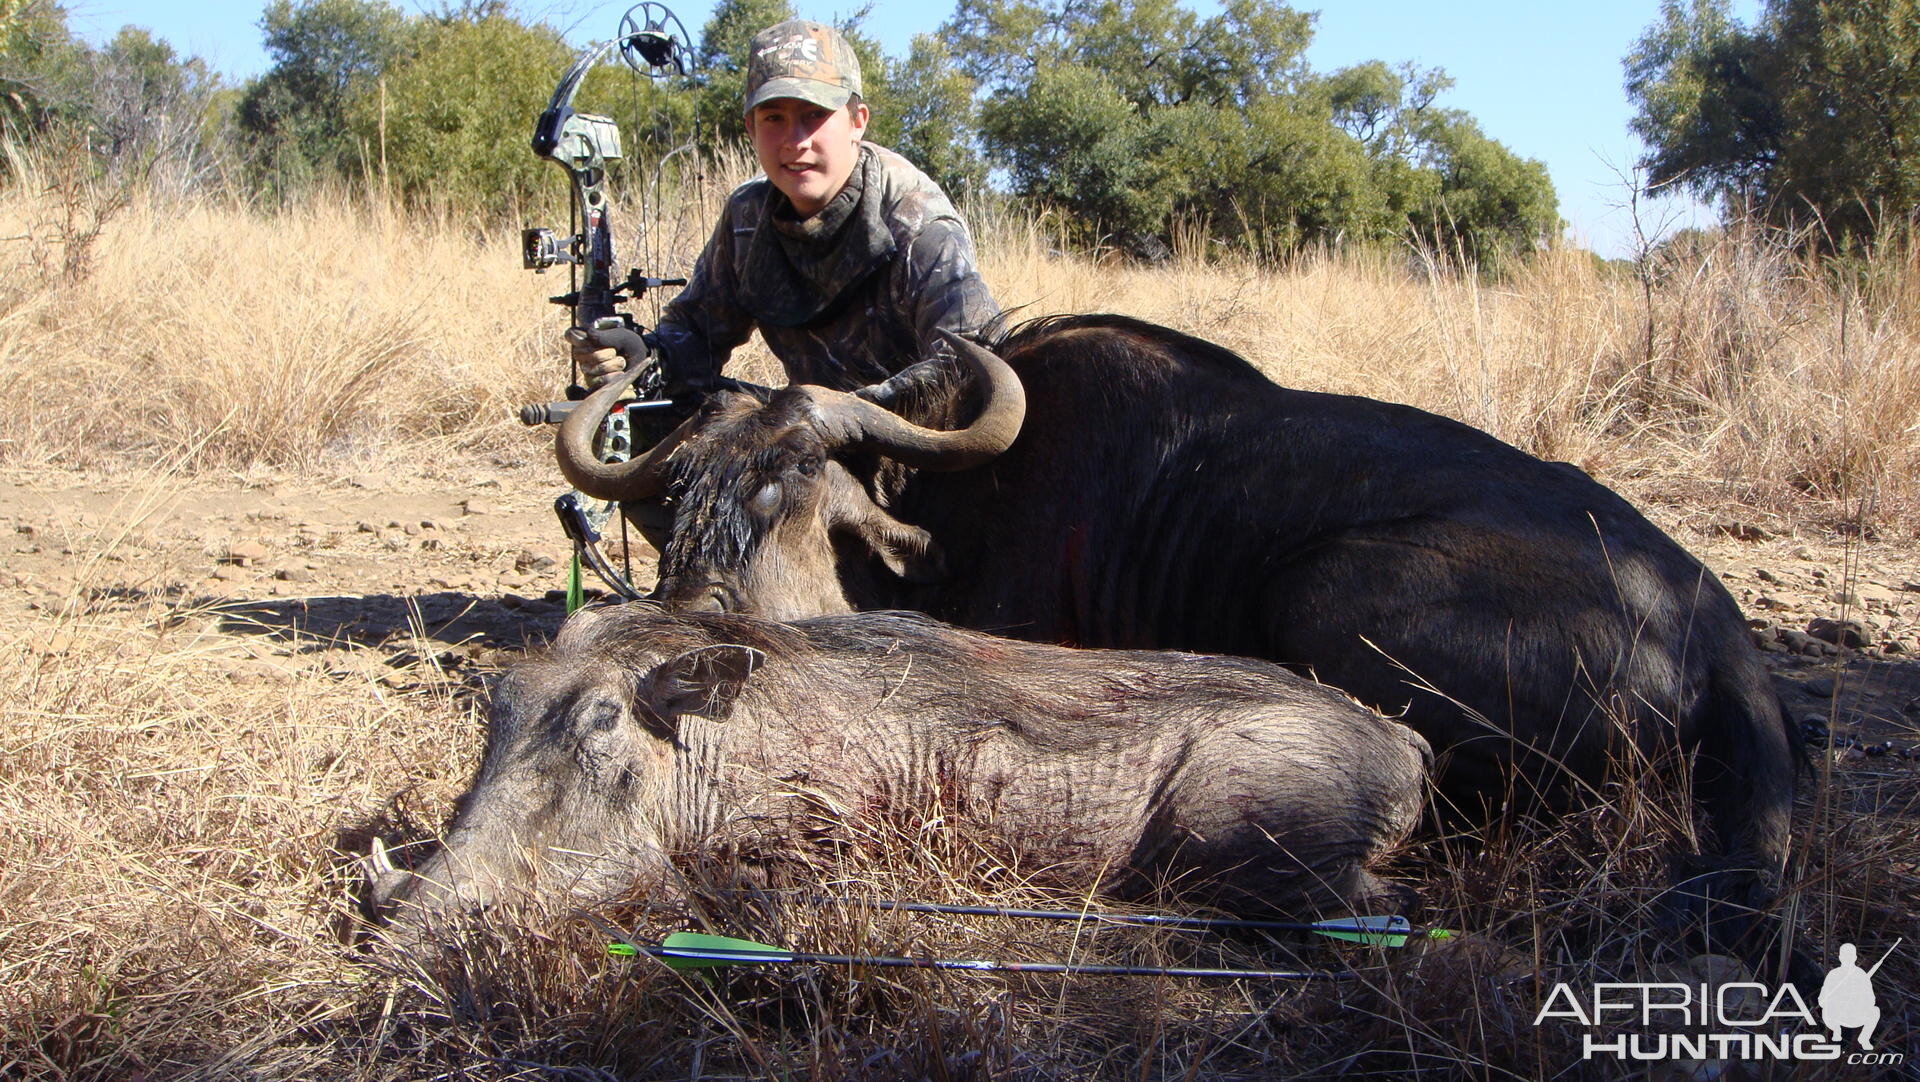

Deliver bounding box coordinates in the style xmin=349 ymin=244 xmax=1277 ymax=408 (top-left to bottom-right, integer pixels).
xmin=743 ymin=19 xmax=863 ymax=114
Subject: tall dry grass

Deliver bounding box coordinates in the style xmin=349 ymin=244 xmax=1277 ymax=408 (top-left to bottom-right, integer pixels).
xmin=2 ymin=148 xmax=1917 ymax=1078
xmin=1 ymin=142 xmax=1916 ymax=530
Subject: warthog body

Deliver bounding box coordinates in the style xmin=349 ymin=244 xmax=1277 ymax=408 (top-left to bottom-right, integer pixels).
xmin=555 ymin=314 xmax=1799 ymax=946
xmin=376 ymin=606 xmax=1431 ymax=922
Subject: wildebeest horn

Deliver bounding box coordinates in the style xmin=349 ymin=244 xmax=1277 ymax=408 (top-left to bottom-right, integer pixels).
xmin=554 ymin=364 xmax=697 ymax=502
xmin=811 ymin=331 xmax=1026 ymax=470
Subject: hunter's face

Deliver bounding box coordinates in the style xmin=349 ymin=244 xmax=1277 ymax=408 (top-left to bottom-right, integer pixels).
xmin=747 ymin=98 xmax=870 ymax=217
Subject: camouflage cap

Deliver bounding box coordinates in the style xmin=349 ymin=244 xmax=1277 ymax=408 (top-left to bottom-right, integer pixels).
xmin=743 ymin=19 xmax=863 ymax=114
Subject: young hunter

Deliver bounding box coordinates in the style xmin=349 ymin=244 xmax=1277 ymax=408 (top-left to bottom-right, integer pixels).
xmin=569 ymin=18 xmax=1000 ymax=398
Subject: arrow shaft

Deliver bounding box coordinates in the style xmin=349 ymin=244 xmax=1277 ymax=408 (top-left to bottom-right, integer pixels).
xmin=647 ymin=945 xmax=1343 ymax=980
xmin=818 ymin=896 xmax=1410 ymax=938
xmin=827 ymin=897 xmax=1304 ymax=932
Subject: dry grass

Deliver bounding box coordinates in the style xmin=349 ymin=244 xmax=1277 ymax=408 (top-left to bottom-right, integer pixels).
xmin=4 ymin=553 xmax=1914 ymax=1078
xmin=3 ymin=147 xmax=1918 ymax=1078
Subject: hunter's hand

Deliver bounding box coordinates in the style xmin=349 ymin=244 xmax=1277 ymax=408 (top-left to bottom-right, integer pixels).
xmin=565 ymin=326 xmax=648 ymax=389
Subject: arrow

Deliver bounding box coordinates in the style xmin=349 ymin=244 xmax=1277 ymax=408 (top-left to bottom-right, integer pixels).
xmin=602 ymin=930 xmax=1351 ymax=980
xmin=811 ymin=898 xmax=1453 ymax=948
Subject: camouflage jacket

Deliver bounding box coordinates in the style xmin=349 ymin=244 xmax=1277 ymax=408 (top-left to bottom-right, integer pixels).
xmin=651 ymin=143 xmax=1000 ymax=393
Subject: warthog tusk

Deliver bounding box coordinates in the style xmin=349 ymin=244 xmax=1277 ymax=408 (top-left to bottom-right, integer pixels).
xmin=362 ymin=836 xmax=397 ymax=882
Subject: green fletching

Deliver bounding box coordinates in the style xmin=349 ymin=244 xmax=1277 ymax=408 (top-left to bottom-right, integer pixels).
xmin=607 ymin=942 xmax=637 ymax=957
xmin=1315 ymin=930 xmax=1409 ymax=947
xmin=1312 ymin=915 xmax=1412 ymax=947
xmin=566 ymin=553 xmax=584 ymax=614
xmin=657 ymin=932 xmax=794 ymax=970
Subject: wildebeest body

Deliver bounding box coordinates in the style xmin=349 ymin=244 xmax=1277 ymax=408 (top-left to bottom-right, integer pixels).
xmin=376 ymin=606 xmax=1431 ymax=921
xmin=903 ymin=326 xmax=1772 ymax=811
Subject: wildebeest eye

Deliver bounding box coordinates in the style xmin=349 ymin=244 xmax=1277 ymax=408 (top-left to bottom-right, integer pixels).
xmin=750 ymin=481 xmax=782 ymax=514
xmin=791 ymin=456 xmax=822 ymax=478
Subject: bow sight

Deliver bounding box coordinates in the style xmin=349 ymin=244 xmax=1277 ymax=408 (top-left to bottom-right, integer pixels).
xmin=517 ymin=2 xmax=694 ymax=605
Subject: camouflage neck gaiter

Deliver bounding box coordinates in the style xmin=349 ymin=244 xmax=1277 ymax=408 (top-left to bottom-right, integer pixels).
xmin=739 ymin=145 xmax=896 ymax=328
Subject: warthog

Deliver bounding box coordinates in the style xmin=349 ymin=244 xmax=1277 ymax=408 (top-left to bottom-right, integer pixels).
xmin=556 ymin=314 xmax=1800 ymax=953
xmin=373 ymin=605 xmax=1431 ymax=924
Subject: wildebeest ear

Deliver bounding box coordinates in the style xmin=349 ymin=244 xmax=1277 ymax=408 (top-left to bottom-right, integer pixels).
xmin=847 ymin=510 xmax=948 ymax=584
xmin=644 ymin=645 xmax=765 ymax=722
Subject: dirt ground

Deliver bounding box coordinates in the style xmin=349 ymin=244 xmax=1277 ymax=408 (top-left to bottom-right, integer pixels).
xmin=5 ymin=462 xmax=1918 ymax=758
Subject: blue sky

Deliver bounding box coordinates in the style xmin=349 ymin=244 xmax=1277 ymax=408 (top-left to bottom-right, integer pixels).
xmin=89 ymin=0 xmax=1763 ymax=256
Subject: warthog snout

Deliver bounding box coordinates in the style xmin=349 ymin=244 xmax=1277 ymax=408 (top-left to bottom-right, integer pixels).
xmin=366 ymin=653 xmax=715 ymax=934
xmin=365 ymin=837 xmax=510 ymax=917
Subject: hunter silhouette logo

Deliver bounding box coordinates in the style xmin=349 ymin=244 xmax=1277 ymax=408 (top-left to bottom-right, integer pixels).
xmin=1820 ymin=940 xmax=1899 ymax=1050
xmin=1534 ymin=939 xmax=1905 ymax=1066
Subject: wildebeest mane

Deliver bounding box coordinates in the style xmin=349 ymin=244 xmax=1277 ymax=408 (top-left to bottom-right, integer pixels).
xmin=989 ymin=313 xmax=1269 ymax=384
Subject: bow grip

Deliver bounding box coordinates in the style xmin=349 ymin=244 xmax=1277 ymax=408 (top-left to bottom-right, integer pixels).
xmin=583 ymin=321 xmax=650 ymax=363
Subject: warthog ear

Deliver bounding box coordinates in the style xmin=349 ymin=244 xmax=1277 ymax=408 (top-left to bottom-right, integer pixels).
xmin=644 ymin=644 xmax=765 ymax=724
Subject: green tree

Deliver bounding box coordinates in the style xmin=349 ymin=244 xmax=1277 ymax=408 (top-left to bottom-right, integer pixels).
xmin=958 ymin=0 xmax=1320 ymax=252
xmin=955 ymin=0 xmax=1554 ymax=260
xmin=948 ymin=0 xmax=1313 ymax=111
xmin=979 ymin=60 xmax=1173 ymax=243
xmin=0 ymin=9 xmax=223 ymax=190
xmin=1769 ymin=0 xmax=1920 ymax=239
xmin=1407 ymin=112 xmax=1559 ymax=261
xmin=684 ymin=1 xmax=896 ymax=161
xmin=0 ymin=0 xmax=87 ymax=134
xmin=690 ymin=0 xmax=793 ymax=145
xmin=1624 ymin=0 xmax=1780 ymax=199
xmin=831 ymin=16 xmax=893 ymax=135
xmin=872 ymin=33 xmax=985 ymax=198
xmin=356 ymin=8 xmax=570 ymax=211
xmin=1626 ymin=0 xmax=1920 ymax=243
xmin=1149 ymin=95 xmax=1374 ymax=253
xmin=236 ymin=0 xmax=410 ymax=193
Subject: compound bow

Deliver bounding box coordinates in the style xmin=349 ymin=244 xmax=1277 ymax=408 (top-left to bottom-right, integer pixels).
xmin=516 ymin=2 xmax=693 ymax=604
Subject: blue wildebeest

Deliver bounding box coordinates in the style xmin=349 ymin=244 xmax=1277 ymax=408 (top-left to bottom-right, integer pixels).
xmin=554 ymin=314 xmax=1801 ymax=958
xmin=372 ymin=605 xmax=1431 ymax=923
